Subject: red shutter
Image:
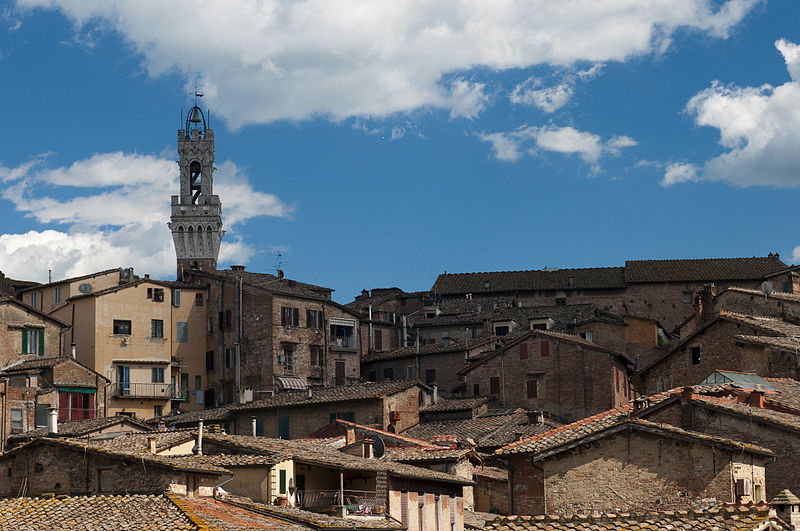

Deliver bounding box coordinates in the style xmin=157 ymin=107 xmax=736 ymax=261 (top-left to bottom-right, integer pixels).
xmin=527 ymin=380 xmax=538 ymax=398
xmin=541 ymin=340 xmax=550 ymax=357
xmin=490 ymin=376 xmax=500 ymax=394
xmin=519 ymin=343 xmax=528 ymax=360
xmin=58 ymin=391 xmax=69 ymax=422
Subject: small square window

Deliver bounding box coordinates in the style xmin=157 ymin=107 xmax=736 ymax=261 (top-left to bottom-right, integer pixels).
xmin=151 ymin=319 xmax=164 ymax=338
xmin=195 ymin=292 xmax=204 ymax=306
xmin=113 ymin=320 xmax=131 ymax=335
xmin=690 ymin=346 xmax=701 ymax=365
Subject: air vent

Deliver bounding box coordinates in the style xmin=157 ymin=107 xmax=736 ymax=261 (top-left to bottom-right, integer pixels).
xmin=78 ymin=283 xmax=92 ymax=293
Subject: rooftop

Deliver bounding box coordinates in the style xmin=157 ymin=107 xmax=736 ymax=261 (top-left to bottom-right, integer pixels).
xmin=8 ymin=416 xmax=153 ymax=443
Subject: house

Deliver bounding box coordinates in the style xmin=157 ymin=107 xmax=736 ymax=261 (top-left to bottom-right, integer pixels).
xmin=637 ymin=311 xmax=800 ymax=394
xmin=496 ymin=415 xmax=773 ymax=516
xmin=5 ymin=415 xmax=152 ymax=449
xmin=431 ymin=255 xmax=789 ymax=331
xmin=43 ymin=276 xmax=208 ymax=419
xmin=0 ymin=357 xmax=110 ymax=448
xmin=0 ymin=297 xmax=69 ymax=366
xmin=361 ymin=337 xmax=496 ymax=395
xmin=459 ymin=329 xmax=632 ymax=422
xmin=163 ymin=380 xmax=434 ymax=438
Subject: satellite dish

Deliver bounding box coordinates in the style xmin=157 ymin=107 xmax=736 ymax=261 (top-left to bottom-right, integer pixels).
xmin=372 ymin=436 xmax=385 ymax=458
xmin=760 ymin=281 xmax=774 ymax=299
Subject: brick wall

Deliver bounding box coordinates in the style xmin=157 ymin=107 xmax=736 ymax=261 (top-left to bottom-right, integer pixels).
xmin=508 ymin=428 xmax=765 ymax=516
xmin=362 ymin=350 xmax=468 ymax=396
xmin=463 ymin=335 xmax=630 ymax=423
xmin=644 ymin=399 xmax=800 ymax=499
xmin=0 ymin=302 xmax=64 ymax=366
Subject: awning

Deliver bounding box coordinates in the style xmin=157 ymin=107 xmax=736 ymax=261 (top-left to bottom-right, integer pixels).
xmin=57 ymin=387 xmax=96 ymax=394
xmin=275 ymin=376 xmax=307 ymax=391
xmin=329 ymin=317 xmax=356 ymax=327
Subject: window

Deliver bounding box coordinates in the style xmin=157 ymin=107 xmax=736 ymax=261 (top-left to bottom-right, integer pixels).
xmin=225 ymin=310 xmax=232 ymax=329
xmin=35 ymin=404 xmax=49 ymax=428
xmin=555 ymin=297 xmax=566 ymax=306
xmin=541 ymin=340 xmax=550 ymax=357
xmin=195 ymin=375 xmax=202 ymax=390
xmin=519 ymin=342 xmax=528 ymax=360
xmin=383 ymin=367 xmax=394 ymax=381
xmin=98 ymin=469 xmax=114 ymax=493
xmin=21 ymin=329 xmax=43 ymax=355
xmin=527 ymin=379 xmax=538 ymax=398
xmin=152 ymin=367 xmax=165 ymax=383
xmin=425 ymin=368 xmax=436 ymax=385
xmin=278 ymin=416 xmax=290 ymax=439
xmin=173 ymin=289 xmax=181 ymax=307
xmin=280 ymin=345 xmax=294 ymax=374
xmin=495 ymin=326 xmax=509 ymax=336
xmin=473 ymin=383 xmax=480 ymax=396
xmin=489 ymin=376 xmax=500 ymax=395
xmin=225 ymin=348 xmax=232 ymax=369
xmin=54 ymin=286 xmax=61 ymax=304
xmin=306 ymin=309 xmax=323 ymax=329
xmin=195 ymin=292 xmax=204 ymax=306
xmin=375 ymin=330 xmax=383 ymax=351
xmin=153 ymin=288 xmax=164 ymax=302
xmin=153 ymin=405 xmax=163 ymax=417
xmin=442 ymin=337 xmax=450 ymax=346
xmin=29 ymin=292 xmax=37 ymax=308
xmin=176 ymin=322 xmax=188 ymax=343
xmin=579 ymin=331 xmax=593 ymax=342
xmin=10 ymin=408 xmax=23 ymax=433
xmin=310 ymin=346 xmax=324 ymax=367
xmin=206 ymin=350 xmax=214 ymax=371
xmin=281 ymin=307 xmax=299 ymax=327
xmin=113 ymin=320 xmax=131 ymax=335
xmin=407 ymin=366 xmax=415 ymax=379
xmin=368 ymin=371 xmax=377 ymax=382
xmin=330 ymin=319 xmax=357 ymax=349
xmin=151 ymin=319 xmax=164 ymax=338
xmin=335 ymin=360 xmax=346 ymax=386
xmin=690 ymin=346 xmax=701 ymax=365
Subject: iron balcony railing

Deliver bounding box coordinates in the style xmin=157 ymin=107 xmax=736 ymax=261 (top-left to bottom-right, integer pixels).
xmin=113 ymin=382 xmax=173 ymax=399
xmin=172 ymin=387 xmax=190 ymax=401
xmin=295 ymin=490 xmax=384 ymax=515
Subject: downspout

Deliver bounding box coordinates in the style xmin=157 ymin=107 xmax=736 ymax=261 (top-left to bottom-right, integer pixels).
xmin=415 ymin=330 xmax=420 ymax=380
xmin=322 ymin=300 xmax=328 ymax=383
xmin=368 ymin=305 xmax=373 ymax=352
xmin=1 ymin=380 xmax=6 ymax=453
xmin=217 ymin=279 xmax=225 ymax=403
xmin=70 ymin=303 xmax=75 ymax=357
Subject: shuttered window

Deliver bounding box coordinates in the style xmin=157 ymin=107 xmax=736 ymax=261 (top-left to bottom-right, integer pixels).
xmin=527 ymin=379 xmax=538 ymax=398
xmin=519 ymin=342 xmax=528 ymax=360
xmin=541 ymin=340 xmax=550 ymax=357
xmin=489 ymin=376 xmax=500 ymax=395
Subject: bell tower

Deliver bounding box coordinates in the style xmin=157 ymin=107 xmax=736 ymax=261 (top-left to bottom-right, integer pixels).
xmin=169 ymin=104 xmax=224 ymax=279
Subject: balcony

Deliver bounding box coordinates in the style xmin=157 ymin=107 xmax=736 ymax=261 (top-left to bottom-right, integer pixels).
xmin=172 ymin=387 xmax=190 ymax=401
xmin=113 ymin=382 xmax=172 ymax=399
xmin=330 ymin=336 xmax=357 ymax=350
xmin=295 ymin=490 xmax=384 ymax=515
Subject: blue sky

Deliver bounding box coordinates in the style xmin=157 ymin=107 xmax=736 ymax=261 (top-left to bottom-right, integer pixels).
xmin=1 ymin=1 xmax=799 ymax=303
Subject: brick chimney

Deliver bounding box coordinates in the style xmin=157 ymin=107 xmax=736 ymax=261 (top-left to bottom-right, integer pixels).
xmin=770 ymin=489 xmax=800 ymax=530
xmin=148 ymin=436 xmax=157 ymax=455
xmin=681 ymin=386 xmax=693 ymax=400
xmin=695 ymin=284 xmax=715 ymax=324
xmin=748 ymin=390 xmax=765 ymax=409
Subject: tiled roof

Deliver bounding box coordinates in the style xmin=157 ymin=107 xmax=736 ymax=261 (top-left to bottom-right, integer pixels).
xmin=362 ymin=338 xmax=493 ymax=363
xmin=498 ymin=400 xmax=774 ymax=458
xmin=75 ymin=427 xmax=197 ymax=453
xmin=0 ymin=297 xmax=70 ymax=326
xmin=219 ymin=494 xmax=405 ymax=529
xmin=202 ymin=434 xmax=472 ymax=485
xmin=624 ymin=256 xmax=786 ymax=283
xmin=764 ymin=378 xmax=800 ymax=412
xmin=16 ymin=268 xmax=121 ymax=293
xmin=403 ymin=410 xmax=557 ymax=450
xmin=410 ymin=303 xmax=601 ymax=331
xmin=8 ymin=416 xmax=153 ymax=443
xmin=1 ymin=357 xmax=64 ymax=372
xmin=170 ymin=495 xmax=308 ymax=530
xmin=212 ymin=269 xmax=331 ymax=301
xmin=420 ymin=396 xmax=490 ymax=413
xmin=723 ymin=286 xmax=800 ymax=302
xmin=734 ymin=334 xmax=800 ymax=350
xmin=159 ymin=404 xmax=234 ymax=426
xmin=334 ymin=419 xmax=436 ymax=448
xmin=0 ymin=494 xmax=201 ymax=530
xmin=685 ymin=396 xmax=800 ymax=432
xmin=432 ymin=267 xmax=626 ymax=295
xmin=482 ymin=506 xmax=788 ymax=530
xmin=384 ymin=446 xmax=477 ymax=462
xmin=473 ymin=465 xmax=508 ymax=481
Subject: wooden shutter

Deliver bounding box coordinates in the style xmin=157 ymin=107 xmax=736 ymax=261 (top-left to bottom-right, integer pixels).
xmin=293 ymin=308 xmax=299 ymax=327
xmin=541 ymin=340 xmax=550 ymax=357
xmin=21 ymin=330 xmax=27 ymax=354
xmin=519 ymin=342 xmax=528 ymax=360
xmin=490 ymin=376 xmax=500 ymax=394
xmin=38 ymin=330 xmax=44 ymax=356
xmin=527 ymin=379 xmax=538 ymax=398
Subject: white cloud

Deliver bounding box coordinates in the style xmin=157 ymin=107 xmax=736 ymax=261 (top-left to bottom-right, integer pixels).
xmin=511 ymin=78 xmax=574 ymax=113
xmin=0 ymin=152 xmax=291 ymax=281
xmin=479 ymin=125 xmax=636 ymax=165
xmin=390 ymin=126 xmax=406 ymax=141
xmin=662 ymin=162 xmax=699 ymax=186
xmin=447 ymin=79 xmax=489 ymax=119
xmin=15 ymin=0 xmax=758 ymax=125
xmin=670 ymin=39 xmax=800 ymax=187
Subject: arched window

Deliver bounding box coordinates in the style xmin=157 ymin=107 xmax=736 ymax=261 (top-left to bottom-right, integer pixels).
xmin=189 ymin=161 xmax=202 ymax=204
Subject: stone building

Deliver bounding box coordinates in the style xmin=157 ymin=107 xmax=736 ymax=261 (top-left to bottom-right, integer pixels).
xmin=459 ymin=329 xmax=632 ymax=422
xmin=496 ymin=416 xmax=772 ymax=516
xmin=431 ymin=256 xmax=789 ymax=332
xmin=637 ymin=311 xmax=800 ymax=394
xmin=0 ymin=297 xmax=68 ymax=366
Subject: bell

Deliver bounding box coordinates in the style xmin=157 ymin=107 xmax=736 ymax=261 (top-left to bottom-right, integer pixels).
xmin=189 ymin=107 xmax=202 ymax=124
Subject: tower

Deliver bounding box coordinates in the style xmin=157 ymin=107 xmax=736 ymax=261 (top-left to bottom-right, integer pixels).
xmin=169 ymin=104 xmax=224 ymax=279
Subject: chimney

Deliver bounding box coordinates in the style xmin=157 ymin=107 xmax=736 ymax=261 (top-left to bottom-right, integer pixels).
xmin=432 ymin=384 xmax=439 ymax=404
xmin=695 ymin=284 xmax=714 ymax=323
xmin=148 ymin=436 xmax=157 ymax=455
xmin=526 ymin=410 xmax=543 ymax=425
xmin=770 ymin=489 xmax=800 ymax=530
xmin=307 ymin=387 xmax=312 ymax=399
xmin=362 ymin=438 xmax=374 ymax=459
xmin=251 ymin=417 xmax=257 ymax=436
xmin=196 ymin=420 xmax=204 ymax=456
xmin=70 ymin=344 xmax=76 ymax=359
xmin=144 ymin=274 xmax=150 ymax=279
xmin=231 ymin=265 xmax=245 ymax=272
xmin=633 ymin=396 xmax=650 ymax=412
xmin=748 ymin=390 xmax=765 ymax=409
xmin=47 ymin=407 xmax=58 ymax=435
xmin=157 ymin=420 xmax=166 ymax=432
xmin=346 ymin=427 xmax=356 ymax=446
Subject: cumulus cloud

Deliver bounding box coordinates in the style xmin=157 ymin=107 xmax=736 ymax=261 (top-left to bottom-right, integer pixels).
xmin=15 ymin=0 xmax=758 ymax=125
xmin=479 ymin=125 xmax=636 ymax=166
xmin=0 ymin=152 xmax=291 ymax=281
xmin=662 ymin=162 xmax=699 ymax=186
xmin=511 ymin=78 xmax=574 ymax=113
xmin=665 ymin=39 xmax=800 ymax=187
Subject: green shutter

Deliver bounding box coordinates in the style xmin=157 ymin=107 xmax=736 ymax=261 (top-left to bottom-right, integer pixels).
xmin=21 ymin=330 xmax=27 ymax=354
xmin=38 ymin=330 xmax=45 ymax=356
xmin=279 ymin=469 xmax=287 ymax=494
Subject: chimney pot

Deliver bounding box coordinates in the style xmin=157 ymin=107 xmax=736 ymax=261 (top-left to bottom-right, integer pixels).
xmin=47 ymin=407 xmax=58 ymax=435
xmin=196 ymin=420 xmax=204 ymax=456
xmin=748 ymin=390 xmax=765 ymax=409
xmin=148 ymin=436 xmax=157 ymax=454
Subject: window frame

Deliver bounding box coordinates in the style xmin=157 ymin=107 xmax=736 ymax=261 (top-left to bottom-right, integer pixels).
xmin=151 ymin=319 xmax=164 ymax=339
xmin=113 ymin=320 xmax=132 ymax=336
xmin=176 ymin=321 xmax=189 ymax=343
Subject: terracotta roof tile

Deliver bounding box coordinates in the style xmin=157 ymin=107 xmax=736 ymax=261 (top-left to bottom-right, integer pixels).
xmin=433 ymin=267 xmax=626 ymax=295
xmin=420 ymin=396 xmax=491 ymax=413
xmin=8 ymin=416 xmax=153 ymax=443
xmin=624 ymin=256 xmax=786 ymax=283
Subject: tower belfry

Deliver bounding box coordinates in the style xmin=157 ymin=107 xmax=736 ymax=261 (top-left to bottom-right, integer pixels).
xmin=169 ymin=103 xmax=223 ymax=279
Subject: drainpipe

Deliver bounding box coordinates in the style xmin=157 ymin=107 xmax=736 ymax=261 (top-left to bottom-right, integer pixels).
xmin=402 ymin=315 xmax=408 ymax=348
xmin=196 ymin=420 xmax=204 ymax=455
xmin=1 ymin=381 xmax=6 ymax=453
xmin=415 ymin=330 xmax=420 ymax=379
xmin=339 ymin=469 xmax=345 ymax=518
xmin=368 ymin=305 xmax=373 ymax=352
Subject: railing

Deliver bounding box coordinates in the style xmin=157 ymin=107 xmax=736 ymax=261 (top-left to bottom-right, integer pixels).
xmin=331 ymin=337 xmax=357 ymax=349
xmin=113 ymin=382 xmax=172 ymax=398
xmin=172 ymin=387 xmax=189 ymax=401
xmin=295 ymin=490 xmax=384 ymax=515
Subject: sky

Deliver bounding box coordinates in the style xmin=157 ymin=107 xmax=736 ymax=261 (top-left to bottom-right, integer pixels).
xmin=0 ymin=1 xmax=799 ymax=303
